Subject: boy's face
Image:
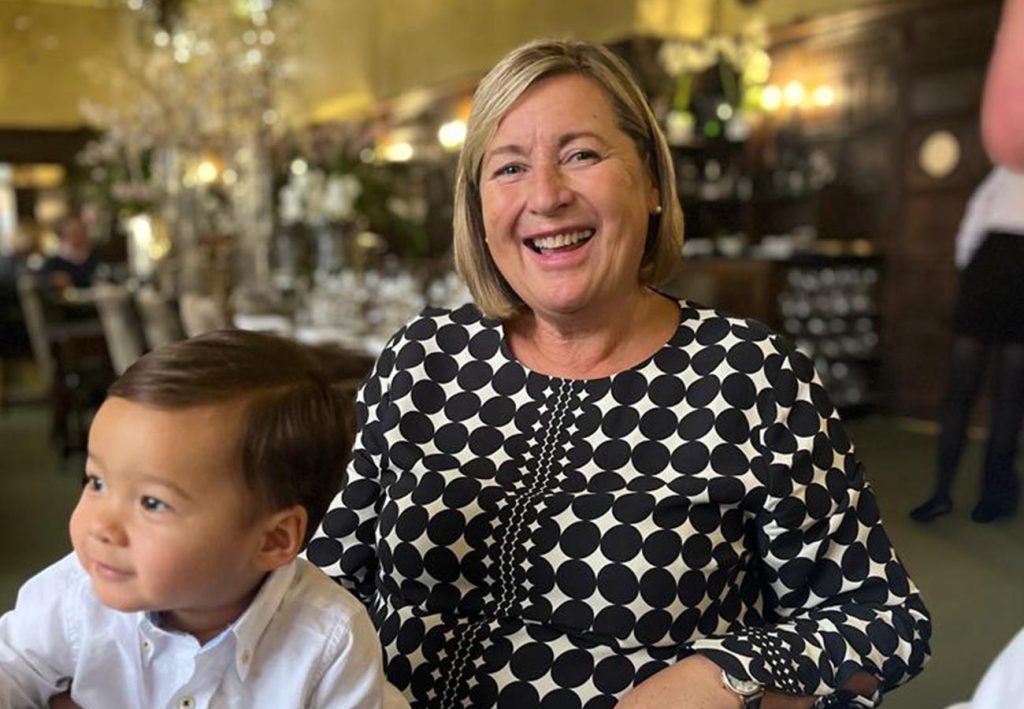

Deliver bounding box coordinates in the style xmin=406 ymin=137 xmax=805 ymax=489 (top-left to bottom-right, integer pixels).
xmin=70 ymin=397 xmax=273 ymax=636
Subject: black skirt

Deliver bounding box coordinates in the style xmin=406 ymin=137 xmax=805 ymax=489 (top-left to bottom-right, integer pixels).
xmin=953 ymin=231 xmax=1024 ymax=343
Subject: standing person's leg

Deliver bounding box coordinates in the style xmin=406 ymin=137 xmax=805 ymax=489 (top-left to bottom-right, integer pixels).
xmin=973 ymin=343 xmax=1024 ymax=522
xmin=911 ymin=335 xmax=989 ymax=521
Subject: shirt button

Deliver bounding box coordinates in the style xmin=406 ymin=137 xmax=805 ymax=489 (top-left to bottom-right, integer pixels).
xmin=241 ymin=649 xmax=252 ymax=664
xmin=141 ymin=639 xmax=152 ymax=652
xmin=178 ymin=697 xmax=195 ymax=709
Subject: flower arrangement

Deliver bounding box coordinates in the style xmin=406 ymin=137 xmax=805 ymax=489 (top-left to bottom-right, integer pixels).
xmin=657 ymin=18 xmax=772 ymax=140
xmin=275 ymin=126 xmax=431 ymax=268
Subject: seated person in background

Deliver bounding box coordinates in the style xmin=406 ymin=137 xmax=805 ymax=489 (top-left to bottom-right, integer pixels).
xmin=39 ymin=214 xmax=102 ymax=293
xmin=0 ymin=330 xmax=404 ymax=709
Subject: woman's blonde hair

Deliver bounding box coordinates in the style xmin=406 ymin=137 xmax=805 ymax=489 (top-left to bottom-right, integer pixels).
xmin=453 ymin=38 xmax=683 ymax=320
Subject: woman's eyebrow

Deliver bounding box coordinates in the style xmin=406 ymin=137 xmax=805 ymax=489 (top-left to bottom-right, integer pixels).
xmin=484 ymin=144 xmax=527 ymax=163
xmin=557 ymin=130 xmax=605 ymax=148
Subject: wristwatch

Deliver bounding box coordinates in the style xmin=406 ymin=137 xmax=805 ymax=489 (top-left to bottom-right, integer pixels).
xmin=722 ymin=670 xmax=765 ymax=708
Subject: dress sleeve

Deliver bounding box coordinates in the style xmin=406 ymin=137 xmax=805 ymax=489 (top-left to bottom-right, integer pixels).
xmin=0 ymin=555 xmax=79 ymax=706
xmin=690 ymin=337 xmax=932 ymax=706
xmin=305 ymin=336 xmax=399 ymax=607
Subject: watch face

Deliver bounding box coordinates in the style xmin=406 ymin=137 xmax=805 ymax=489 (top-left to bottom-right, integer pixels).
xmin=724 ymin=672 xmax=763 ymax=696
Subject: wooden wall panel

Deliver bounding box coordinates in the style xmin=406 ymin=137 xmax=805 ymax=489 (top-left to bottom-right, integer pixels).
xmin=771 ymin=0 xmax=1002 ymax=420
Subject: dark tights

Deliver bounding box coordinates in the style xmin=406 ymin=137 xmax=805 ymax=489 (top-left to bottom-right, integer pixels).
xmin=933 ymin=336 xmax=1024 ymax=503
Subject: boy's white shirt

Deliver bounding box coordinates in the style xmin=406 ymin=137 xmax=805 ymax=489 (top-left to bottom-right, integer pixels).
xmin=0 ymin=553 xmax=409 ymax=709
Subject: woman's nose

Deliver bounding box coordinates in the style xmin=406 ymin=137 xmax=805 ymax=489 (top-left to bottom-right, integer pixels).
xmin=528 ymin=164 xmax=572 ymax=214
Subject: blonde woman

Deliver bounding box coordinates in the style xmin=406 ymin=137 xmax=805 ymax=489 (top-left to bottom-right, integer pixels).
xmin=308 ymin=39 xmax=931 ymax=708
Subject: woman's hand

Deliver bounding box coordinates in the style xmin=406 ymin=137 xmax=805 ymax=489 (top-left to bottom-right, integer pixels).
xmin=615 ymin=654 xmax=815 ymax=709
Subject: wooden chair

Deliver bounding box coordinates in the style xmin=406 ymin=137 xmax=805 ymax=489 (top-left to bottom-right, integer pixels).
xmin=92 ymin=283 xmax=146 ymax=375
xmin=17 ymin=273 xmax=113 ymax=455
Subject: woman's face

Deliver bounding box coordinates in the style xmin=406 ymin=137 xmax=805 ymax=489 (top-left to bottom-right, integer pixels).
xmin=479 ymin=73 xmax=659 ymax=321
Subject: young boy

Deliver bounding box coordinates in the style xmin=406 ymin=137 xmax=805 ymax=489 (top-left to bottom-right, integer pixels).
xmin=0 ymin=330 xmax=404 ymax=708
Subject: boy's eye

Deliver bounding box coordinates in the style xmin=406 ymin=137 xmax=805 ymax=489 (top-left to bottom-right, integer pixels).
xmin=84 ymin=474 xmax=104 ymax=492
xmin=141 ymin=496 xmax=169 ymax=513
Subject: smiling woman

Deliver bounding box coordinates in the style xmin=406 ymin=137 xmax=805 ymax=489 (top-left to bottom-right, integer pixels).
xmin=306 ymin=38 xmax=932 ymax=709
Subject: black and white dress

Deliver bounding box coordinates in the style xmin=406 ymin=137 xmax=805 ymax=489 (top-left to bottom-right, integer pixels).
xmin=306 ymin=300 xmax=931 ymax=708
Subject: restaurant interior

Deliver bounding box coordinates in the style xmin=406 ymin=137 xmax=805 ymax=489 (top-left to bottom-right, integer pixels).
xmin=1 ymin=1 xmax=1022 ymax=707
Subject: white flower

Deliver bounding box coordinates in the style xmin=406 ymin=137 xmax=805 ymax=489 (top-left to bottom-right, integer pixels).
xmin=278 ymin=183 xmax=304 ymax=225
xmin=322 ymin=174 xmax=362 ymax=221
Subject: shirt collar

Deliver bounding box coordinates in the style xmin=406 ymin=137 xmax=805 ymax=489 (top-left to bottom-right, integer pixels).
xmin=226 ymin=559 xmax=298 ymax=681
xmin=132 ymin=559 xmax=298 ymax=680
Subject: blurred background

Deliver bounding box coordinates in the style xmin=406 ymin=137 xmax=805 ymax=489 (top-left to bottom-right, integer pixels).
xmin=0 ymin=2 xmax=1021 ymax=708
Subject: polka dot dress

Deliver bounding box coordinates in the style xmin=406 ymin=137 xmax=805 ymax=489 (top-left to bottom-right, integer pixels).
xmin=306 ymin=301 xmax=931 ymax=708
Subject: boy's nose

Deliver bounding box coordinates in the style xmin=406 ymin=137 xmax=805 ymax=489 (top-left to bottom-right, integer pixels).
xmin=89 ymin=505 xmax=128 ymax=546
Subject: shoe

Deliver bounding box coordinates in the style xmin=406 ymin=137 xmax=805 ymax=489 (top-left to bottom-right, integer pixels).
xmin=909 ymin=496 xmax=953 ymax=522
xmin=970 ymin=498 xmax=1016 ymax=523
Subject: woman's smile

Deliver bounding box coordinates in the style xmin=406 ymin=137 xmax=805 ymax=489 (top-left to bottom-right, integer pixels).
xmin=524 ymin=228 xmax=595 ymax=255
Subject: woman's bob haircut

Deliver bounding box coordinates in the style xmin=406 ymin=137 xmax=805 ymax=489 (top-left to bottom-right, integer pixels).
xmin=453 ymin=38 xmax=684 ymax=320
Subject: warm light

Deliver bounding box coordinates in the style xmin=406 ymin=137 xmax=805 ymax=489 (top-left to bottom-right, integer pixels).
xmin=745 ymin=50 xmax=772 ymax=84
xmin=222 ymin=169 xmax=238 ymax=185
xmin=437 ymin=120 xmax=467 ymax=151
xmin=382 ymin=142 xmax=414 ymax=163
xmin=760 ymin=85 xmax=782 ymax=112
xmin=154 ymin=31 xmax=170 ymax=47
xmin=289 ymin=159 xmax=308 ymax=176
xmin=812 ymin=85 xmax=836 ymax=108
xmin=196 ymin=159 xmax=219 ymax=184
xmin=783 ymin=81 xmax=805 ymax=107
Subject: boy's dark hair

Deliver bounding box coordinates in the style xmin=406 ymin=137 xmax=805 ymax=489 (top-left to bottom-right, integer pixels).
xmin=108 ymin=329 xmax=353 ymax=547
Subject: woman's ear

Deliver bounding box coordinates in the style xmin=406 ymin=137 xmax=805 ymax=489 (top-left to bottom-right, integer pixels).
xmin=254 ymin=505 xmax=307 ymax=572
xmin=647 ymin=180 xmax=660 ymax=213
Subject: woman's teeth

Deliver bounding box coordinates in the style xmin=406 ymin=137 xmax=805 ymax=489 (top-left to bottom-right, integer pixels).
xmin=527 ymin=229 xmax=594 ymax=253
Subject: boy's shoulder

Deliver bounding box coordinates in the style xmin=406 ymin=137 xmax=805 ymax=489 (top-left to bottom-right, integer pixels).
xmin=5 ymin=552 xmax=128 ymax=670
xmin=275 ymin=557 xmax=371 ymax=631
xmin=20 ymin=552 xmax=99 ymax=612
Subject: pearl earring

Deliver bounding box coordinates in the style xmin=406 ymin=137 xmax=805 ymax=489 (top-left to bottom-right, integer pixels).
xmin=651 ymin=204 xmax=663 ymax=215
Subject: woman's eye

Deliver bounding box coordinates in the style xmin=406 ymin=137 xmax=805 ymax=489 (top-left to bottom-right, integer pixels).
xmin=493 ymin=163 xmax=524 ymax=178
xmin=568 ymin=149 xmax=599 ymax=162
xmin=141 ymin=496 xmax=169 ymax=513
xmin=84 ymin=474 xmax=104 ymax=492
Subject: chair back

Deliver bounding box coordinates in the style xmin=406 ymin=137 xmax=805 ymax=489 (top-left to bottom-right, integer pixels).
xmin=134 ymin=285 xmax=185 ymax=349
xmin=179 ymin=292 xmax=230 ymax=338
xmin=92 ymin=283 xmax=146 ymax=374
xmin=15 ymin=273 xmax=53 ymax=389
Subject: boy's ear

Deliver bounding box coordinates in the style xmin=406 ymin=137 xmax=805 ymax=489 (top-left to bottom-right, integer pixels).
xmin=254 ymin=505 xmax=307 ymax=572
